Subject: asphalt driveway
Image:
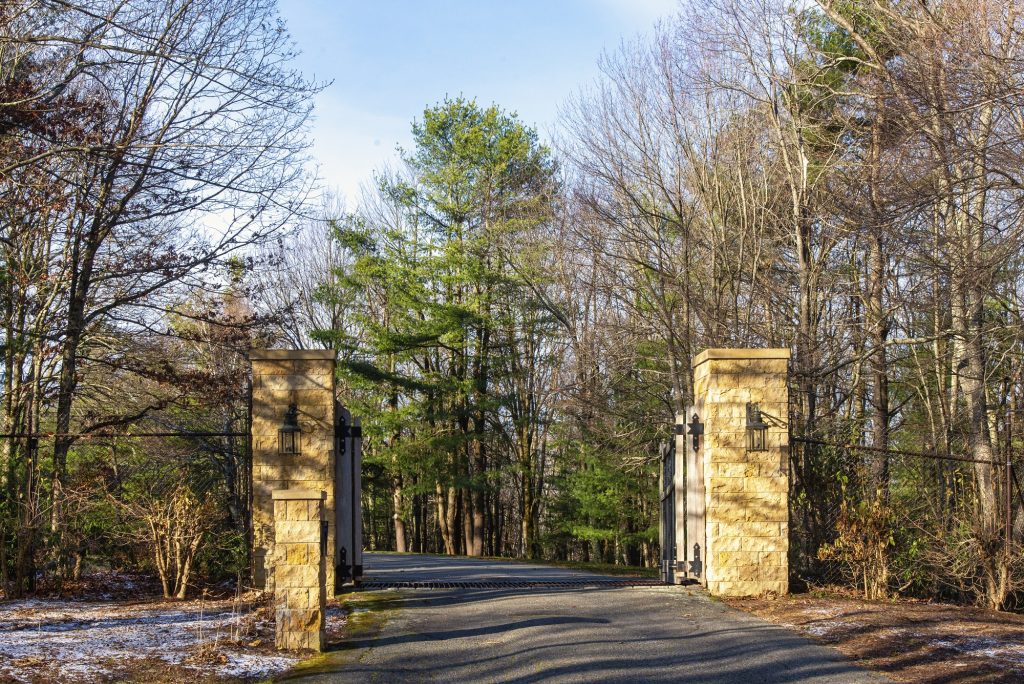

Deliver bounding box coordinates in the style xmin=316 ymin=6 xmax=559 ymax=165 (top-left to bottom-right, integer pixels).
xmin=291 ymin=552 xmax=886 ymax=683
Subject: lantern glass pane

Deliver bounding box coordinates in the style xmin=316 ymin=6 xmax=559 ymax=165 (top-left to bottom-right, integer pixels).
xmin=748 ymin=428 xmax=767 ymax=452
xmin=279 ymin=430 xmax=300 ymax=455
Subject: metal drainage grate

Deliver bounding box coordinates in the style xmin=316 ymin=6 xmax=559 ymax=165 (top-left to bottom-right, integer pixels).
xmin=358 ymin=579 xmax=664 ymax=590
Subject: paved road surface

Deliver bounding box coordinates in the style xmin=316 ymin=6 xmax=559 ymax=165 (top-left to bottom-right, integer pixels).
xmin=293 ymin=552 xmax=886 ymax=683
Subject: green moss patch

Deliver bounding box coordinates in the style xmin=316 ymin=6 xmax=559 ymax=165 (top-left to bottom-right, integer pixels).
xmin=275 ymin=591 xmax=402 ymax=681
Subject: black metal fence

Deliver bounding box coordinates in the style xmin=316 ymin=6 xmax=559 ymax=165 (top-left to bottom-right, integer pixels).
xmin=789 ymin=435 xmax=1024 ymax=595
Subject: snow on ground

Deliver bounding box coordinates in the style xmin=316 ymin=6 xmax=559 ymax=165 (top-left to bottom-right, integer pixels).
xmin=0 ymin=597 xmax=310 ymax=682
xmin=931 ymin=636 xmax=1024 ymax=665
xmin=804 ymin=619 xmax=865 ymax=637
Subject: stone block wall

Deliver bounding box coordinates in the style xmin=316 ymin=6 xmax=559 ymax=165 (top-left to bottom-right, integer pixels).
xmin=273 ymin=489 xmax=326 ymax=652
xmin=693 ymin=348 xmax=790 ymax=596
xmin=251 ymin=349 xmax=337 ymax=592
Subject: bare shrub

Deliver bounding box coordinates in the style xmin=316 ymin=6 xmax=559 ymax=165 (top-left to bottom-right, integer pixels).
xmin=115 ymin=486 xmax=216 ymax=599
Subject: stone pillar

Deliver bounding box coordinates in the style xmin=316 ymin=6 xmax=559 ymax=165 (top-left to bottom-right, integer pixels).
xmin=273 ymin=489 xmax=326 ymax=652
xmin=693 ymin=348 xmax=790 ymax=596
xmin=251 ymin=349 xmax=337 ymax=592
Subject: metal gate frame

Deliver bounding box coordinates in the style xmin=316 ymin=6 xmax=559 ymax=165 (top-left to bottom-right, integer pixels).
xmin=659 ymin=440 xmax=676 ymax=584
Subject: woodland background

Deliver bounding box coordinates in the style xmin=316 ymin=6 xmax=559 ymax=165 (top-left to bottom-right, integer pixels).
xmin=3 ymin=0 xmax=1024 ymax=611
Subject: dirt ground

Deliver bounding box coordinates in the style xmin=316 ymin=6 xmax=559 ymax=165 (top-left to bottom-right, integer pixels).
xmin=729 ymin=592 xmax=1024 ymax=683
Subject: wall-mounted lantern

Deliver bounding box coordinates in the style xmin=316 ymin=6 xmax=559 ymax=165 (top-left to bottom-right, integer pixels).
xmin=687 ymin=413 xmax=704 ymax=452
xmin=746 ymin=402 xmax=768 ymax=452
xmin=279 ymin=403 xmax=301 ymax=455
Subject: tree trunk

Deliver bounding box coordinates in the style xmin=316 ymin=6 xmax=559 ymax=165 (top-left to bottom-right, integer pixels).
xmin=436 ymin=482 xmax=456 ymax=555
xmin=469 ymin=436 xmax=485 ymax=557
xmin=521 ymin=464 xmax=536 ymax=559
xmin=392 ymin=476 xmax=407 ymax=553
xmin=460 ymin=488 xmax=473 ymax=556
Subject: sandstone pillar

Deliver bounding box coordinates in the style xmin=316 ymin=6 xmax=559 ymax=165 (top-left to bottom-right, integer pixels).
xmin=691 ymin=348 xmax=790 ymax=596
xmin=251 ymin=349 xmax=337 ymax=591
xmin=273 ymin=489 xmax=326 ymax=652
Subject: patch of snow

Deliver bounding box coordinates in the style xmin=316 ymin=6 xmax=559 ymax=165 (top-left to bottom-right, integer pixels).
xmin=931 ymin=636 xmax=1024 ymax=665
xmin=218 ymin=652 xmax=298 ymax=678
xmin=805 ymin=619 xmax=864 ymax=636
xmin=877 ymin=627 xmax=915 ymax=639
xmin=0 ymin=599 xmax=300 ymax=682
xmin=803 ymin=607 xmax=841 ymax=617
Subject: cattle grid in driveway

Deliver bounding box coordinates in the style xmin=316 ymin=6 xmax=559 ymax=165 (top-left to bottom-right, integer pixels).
xmin=359 ymin=578 xmax=666 ymax=589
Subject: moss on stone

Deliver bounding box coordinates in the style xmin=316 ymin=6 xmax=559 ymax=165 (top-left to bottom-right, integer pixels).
xmin=274 ymin=591 xmax=403 ymax=681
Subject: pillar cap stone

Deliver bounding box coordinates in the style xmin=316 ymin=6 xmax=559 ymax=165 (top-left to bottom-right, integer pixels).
xmin=250 ymin=349 xmax=337 ymax=361
xmin=272 ymin=489 xmax=327 ymax=501
xmin=693 ymin=348 xmax=791 ymax=368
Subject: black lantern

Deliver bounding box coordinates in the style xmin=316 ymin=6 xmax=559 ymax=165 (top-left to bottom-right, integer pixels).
xmin=687 ymin=413 xmax=703 ymax=452
xmin=279 ymin=403 xmax=301 ymax=455
xmin=746 ymin=402 xmax=768 ymax=452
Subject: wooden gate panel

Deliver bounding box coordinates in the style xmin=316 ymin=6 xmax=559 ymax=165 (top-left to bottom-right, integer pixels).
xmin=685 ymin=399 xmax=706 ymax=581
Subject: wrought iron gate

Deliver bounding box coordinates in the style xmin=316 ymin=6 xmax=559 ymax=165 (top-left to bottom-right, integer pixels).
xmin=659 ymin=440 xmax=676 ymax=584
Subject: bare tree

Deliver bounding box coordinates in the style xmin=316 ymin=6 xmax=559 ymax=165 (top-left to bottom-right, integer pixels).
xmin=8 ymin=0 xmax=321 ymax=534
xmin=254 ymin=193 xmax=361 ymax=350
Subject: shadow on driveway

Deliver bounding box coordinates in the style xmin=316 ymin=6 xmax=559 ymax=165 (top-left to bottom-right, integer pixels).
xmin=290 ymin=553 xmax=887 ymax=683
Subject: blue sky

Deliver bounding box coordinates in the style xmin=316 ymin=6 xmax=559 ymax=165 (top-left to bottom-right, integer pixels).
xmin=277 ymin=0 xmax=679 ymax=204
